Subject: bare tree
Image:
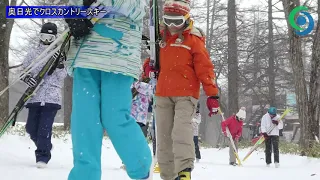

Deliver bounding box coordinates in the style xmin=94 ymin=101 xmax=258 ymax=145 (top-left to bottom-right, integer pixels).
xmin=281 ymin=0 xmax=318 ymax=152
xmin=227 ymin=0 xmax=239 ymax=116
xmin=0 ymin=0 xmax=18 ymax=127
xmin=307 ymin=0 xmax=320 ymax=151
xmin=268 ymin=0 xmax=276 ymax=106
xmin=64 ymin=76 xmax=72 ymax=130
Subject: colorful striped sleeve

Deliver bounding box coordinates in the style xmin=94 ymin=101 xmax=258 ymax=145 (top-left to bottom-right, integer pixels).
xmin=99 ymin=0 xmax=147 ymax=21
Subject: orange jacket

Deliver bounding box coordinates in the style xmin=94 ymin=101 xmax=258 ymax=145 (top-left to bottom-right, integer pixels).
xmin=155 ymin=26 xmax=219 ymax=99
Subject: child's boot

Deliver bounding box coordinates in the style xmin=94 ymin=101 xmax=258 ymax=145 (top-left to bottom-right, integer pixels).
xmin=229 ymin=162 xmax=237 ymax=166
xmin=120 ymin=164 xmax=126 ymax=170
xmin=178 ymin=168 xmax=191 ymax=180
xmin=153 ymin=162 xmax=160 ymax=173
xmin=36 ymin=161 xmax=47 ymax=168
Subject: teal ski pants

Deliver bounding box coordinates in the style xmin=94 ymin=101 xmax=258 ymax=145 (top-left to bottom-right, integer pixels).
xmin=68 ymin=68 xmax=152 ymax=180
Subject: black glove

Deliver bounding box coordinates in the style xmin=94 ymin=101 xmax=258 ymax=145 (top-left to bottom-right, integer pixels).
xmin=83 ymin=0 xmax=96 ymax=7
xmin=64 ymin=0 xmax=96 ymax=39
xmin=21 ymin=73 xmax=37 ymax=88
xmin=65 ymin=18 xmax=93 ymax=40
xmin=272 ymin=120 xmax=279 ymax=125
xmin=262 ymin=133 xmax=268 ymax=139
xmin=57 ymin=52 xmax=67 ymax=69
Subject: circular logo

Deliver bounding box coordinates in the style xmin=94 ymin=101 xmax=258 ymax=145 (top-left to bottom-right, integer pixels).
xmin=289 ymin=6 xmax=314 ymax=36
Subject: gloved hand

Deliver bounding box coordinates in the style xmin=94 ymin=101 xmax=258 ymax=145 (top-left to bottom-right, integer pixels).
xmin=149 ymin=70 xmax=158 ymax=79
xmin=206 ymin=96 xmax=219 ymax=117
xmin=272 ymin=120 xmax=279 ymax=125
xmin=65 ymin=18 xmax=93 ymax=40
xmin=64 ymin=0 xmax=96 ymax=39
xmin=262 ymin=132 xmax=268 ymax=139
xmin=21 ymin=73 xmax=37 ymax=88
xmin=223 ymin=131 xmax=228 ymax=137
xmin=83 ymin=0 xmax=97 ymax=7
xmin=235 ymin=137 xmax=240 ymax=142
xmin=57 ymin=51 xmax=67 ymax=69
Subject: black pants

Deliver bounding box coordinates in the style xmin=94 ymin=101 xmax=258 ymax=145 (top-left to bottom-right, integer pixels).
xmin=152 ymin=114 xmax=156 ymax=156
xmin=193 ymin=136 xmax=201 ymax=159
xmin=265 ymin=136 xmax=279 ymax=164
xmin=25 ymin=103 xmax=60 ymax=163
xmin=152 ymin=134 xmax=156 ymax=156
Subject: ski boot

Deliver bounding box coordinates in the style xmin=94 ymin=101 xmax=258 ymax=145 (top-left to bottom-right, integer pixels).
xmin=120 ymin=164 xmax=126 ymax=171
xmin=229 ymin=162 xmax=237 ymax=166
xmin=177 ymin=168 xmax=191 ymax=180
xmin=275 ymin=163 xmax=280 ymax=168
xmin=266 ymin=163 xmax=271 ymax=167
xmin=195 ymin=158 xmax=200 ymax=163
xmin=36 ymin=161 xmax=47 ymax=168
xmin=153 ymin=162 xmax=160 ymax=173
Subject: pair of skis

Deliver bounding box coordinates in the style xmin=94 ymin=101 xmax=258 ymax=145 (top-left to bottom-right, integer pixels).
xmin=0 ymin=2 xmax=108 ymax=138
xmin=0 ymin=32 xmax=72 ymax=137
xmin=147 ymin=0 xmax=161 ymax=178
xmin=242 ymin=108 xmax=291 ymax=162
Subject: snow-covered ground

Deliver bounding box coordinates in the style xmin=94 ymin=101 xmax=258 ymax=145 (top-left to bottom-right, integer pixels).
xmin=0 ymin=134 xmax=319 ymax=180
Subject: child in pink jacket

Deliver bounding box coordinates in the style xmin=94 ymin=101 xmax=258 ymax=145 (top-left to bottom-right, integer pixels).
xmin=131 ymin=81 xmax=154 ymax=136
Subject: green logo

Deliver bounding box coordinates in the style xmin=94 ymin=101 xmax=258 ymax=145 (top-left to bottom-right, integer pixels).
xmin=289 ymin=6 xmax=314 ymax=36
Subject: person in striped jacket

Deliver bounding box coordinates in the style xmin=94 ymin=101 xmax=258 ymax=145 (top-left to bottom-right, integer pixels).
xmin=64 ymin=0 xmax=151 ymax=180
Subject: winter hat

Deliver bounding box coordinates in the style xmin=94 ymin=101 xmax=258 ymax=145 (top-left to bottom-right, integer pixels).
xmin=40 ymin=22 xmax=57 ymax=35
xmin=163 ymin=0 xmax=191 ymax=16
xmin=268 ymin=107 xmax=277 ymax=115
xmin=236 ymin=107 xmax=246 ymax=120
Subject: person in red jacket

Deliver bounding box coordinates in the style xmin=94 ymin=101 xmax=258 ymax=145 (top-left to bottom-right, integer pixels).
xmin=221 ymin=107 xmax=246 ymax=166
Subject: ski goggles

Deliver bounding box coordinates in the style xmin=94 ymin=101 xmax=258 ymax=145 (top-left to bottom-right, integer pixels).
xmin=39 ymin=33 xmax=56 ymax=43
xmin=163 ymin=15 xmax=189 ymax=27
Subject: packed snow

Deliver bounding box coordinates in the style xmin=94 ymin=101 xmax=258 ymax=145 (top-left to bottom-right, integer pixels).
xmin=0 ymin=134 xmax=319 ymax=180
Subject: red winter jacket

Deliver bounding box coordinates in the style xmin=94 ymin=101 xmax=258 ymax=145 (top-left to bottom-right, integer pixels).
xmin=221 ymin=115 xmax=243 ymax=140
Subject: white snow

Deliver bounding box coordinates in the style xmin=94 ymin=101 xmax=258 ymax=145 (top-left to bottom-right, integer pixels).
xmin=0 ymin=134 xmax=319 ymax=180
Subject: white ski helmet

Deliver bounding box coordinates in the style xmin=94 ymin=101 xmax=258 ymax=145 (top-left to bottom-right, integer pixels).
xmin=236 ymin=107 xmax=246 ymax=120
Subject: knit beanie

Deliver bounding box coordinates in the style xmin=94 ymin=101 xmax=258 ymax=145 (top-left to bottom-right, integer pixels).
xmin=163 ymin=0 xmax=191 ymax=16
xmin=236 ymin=107 xmax=246 ymax=120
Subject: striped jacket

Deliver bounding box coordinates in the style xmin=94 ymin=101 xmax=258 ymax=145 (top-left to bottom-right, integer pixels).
xmin=66 ymin=0 xmax=147 ymax=79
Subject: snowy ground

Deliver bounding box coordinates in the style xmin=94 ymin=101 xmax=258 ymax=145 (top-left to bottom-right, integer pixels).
xmin=0 ymin=134 xmax=319 ymax=180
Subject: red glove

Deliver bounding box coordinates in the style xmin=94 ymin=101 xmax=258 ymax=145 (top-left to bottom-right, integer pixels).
xmin=234 ymin=137 xmax=239 ymax=142
xmin=272 ymin=120 xmax=279 ymax=125
xmin=207 ymin=96 xmax=219 ymax=117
